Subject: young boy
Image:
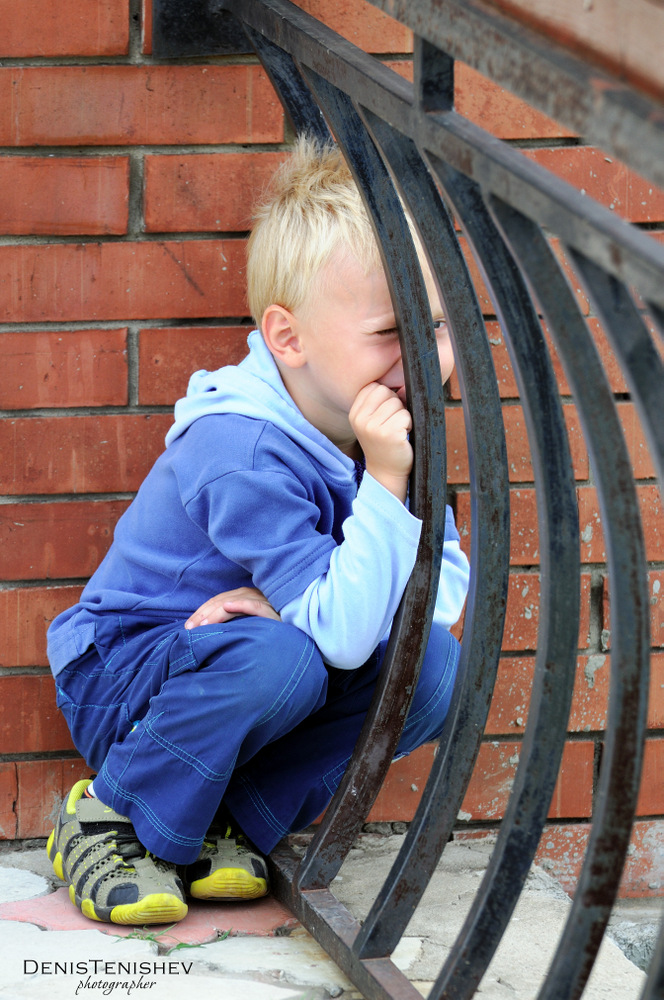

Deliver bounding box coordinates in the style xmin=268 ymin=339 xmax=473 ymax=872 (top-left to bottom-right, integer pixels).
xmin=46 ymin=136 xmax=470 ymax=926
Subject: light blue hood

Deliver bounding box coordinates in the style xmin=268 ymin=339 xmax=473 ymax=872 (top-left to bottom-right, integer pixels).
xmin=165 ymin=331 xmax=354 ymax=482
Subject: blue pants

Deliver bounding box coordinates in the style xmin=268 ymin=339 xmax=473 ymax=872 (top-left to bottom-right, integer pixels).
xmin=55 ymin=614 xmax=460 ymax=864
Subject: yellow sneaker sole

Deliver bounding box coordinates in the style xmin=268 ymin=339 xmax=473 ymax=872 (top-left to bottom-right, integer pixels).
xmin=189 ymin=868 xmax=267 ymax=900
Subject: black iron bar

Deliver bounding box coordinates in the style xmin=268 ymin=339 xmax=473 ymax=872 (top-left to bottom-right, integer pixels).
xmin=269 ymin=843 xmax=424 ymax=1000
xmin=489 ymin=198 xmax=651 ymax=1000
xmin=351 ymin=109 xmax=510 ymax=959
xmin=564 ymin=255 xmax=664 ymax=492
xmin=241 ymin=26 xmax=330 ymax=141
xmin=292 ymin=69 xmax=448 ymax=891
xmin=422 ymin=161 xmax=580 ymax=1000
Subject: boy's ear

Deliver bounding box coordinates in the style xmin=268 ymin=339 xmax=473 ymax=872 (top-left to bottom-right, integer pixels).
xmin=261 ymin=304 xmax=307 ymax=369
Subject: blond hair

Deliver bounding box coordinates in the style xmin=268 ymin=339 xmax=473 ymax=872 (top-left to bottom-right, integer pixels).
xmin=246 ymin=135 xmax=382 ymax=326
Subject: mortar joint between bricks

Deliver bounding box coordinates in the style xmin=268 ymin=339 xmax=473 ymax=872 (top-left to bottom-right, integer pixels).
xmin=128 ymin=150 xmax=145 ymax=237
xmin=129 ymin=0 xmax=143 ymax=63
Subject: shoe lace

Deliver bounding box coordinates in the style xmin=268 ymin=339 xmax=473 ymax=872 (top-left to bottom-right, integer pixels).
xmin=222 ymin=822 xmax=252 ymax=853
xmin=109 ymin=829 xmax=146 ymax=864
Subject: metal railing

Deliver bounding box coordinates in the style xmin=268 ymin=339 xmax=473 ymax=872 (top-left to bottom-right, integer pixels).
xmin=153 ymin=2 xmax=664 ymax=997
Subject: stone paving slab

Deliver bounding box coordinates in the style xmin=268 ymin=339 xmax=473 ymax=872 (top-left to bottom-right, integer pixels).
xmin=0 ymin=881 xmax=298 ymax=947
xmin=0 ymin=836 xmax=655 ymax=1000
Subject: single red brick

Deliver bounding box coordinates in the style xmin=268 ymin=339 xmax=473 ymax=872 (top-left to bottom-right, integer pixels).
xmin=0 ymin=585 xmax=82 ymax=668
xmin=533 ymin=822 xmax=590 ymax=896
xmin=0 ymin=156 xmax=129 ymax=236
xmin=619 ymin=819 xmax=664 ymax=897
xmin=650 ymin=573 xmax=664 ymax=649
xmin=456 ymin=485 xmax=589 ymax=571
xmin=458 ymin=236 xmax=493 ymax=316
xmin=446 ymin=403 xmax=587 ymax=486
xmin=0 ymin=414 xmax=171 ymax=495
xmin=15 ymin=758 xmax=89 ymax=839
xmin=578 ymin=484 xmax=662 ymax=563
xmin=142 ymin=0 xmax=153 ymax=53
xmin=455 ymin=62 xmax=576 ymax=141
xmin=538 ymin=819 xmax=664 ymax=900
xmin=0 ymin=0 xmax=129 ymax=57
xmin=294 ymin=0 xmax=413 ymax=52
xmin=448 ymin=320 xmax=517 ymax=401
xmin=0 ymin=241 xmax=247 ymax=324
xmin=485 ymin=656 xmax=534 ymax=735
xmin=543 ymin=316 xmax=631 ymax=396
xmin=0 ymin=675 xmax=74 ymax=754
xmin=647 ymin=652 xmax=664 ymax=727
xmin=144 ymin=152 xmax=289 ymax=233
xmin=636 ymin=738 xmax=664 ymax=816
xmin=522 ymin=146 xmax=664 ymax=224
xmin=0 ymin=500 xmax=129 ymax=581
xmin=505 ymin=403 xmax=588 ymax=482
xmin=0 ymin=329 xmax=128 ymax=410
xmin=549 ymin=742 xmax=595 ymax=818
xmin=496 ymin=571 xmax=591 ymax=651
xmin=461 ymin=740 xmax=593 ymax=821
xmin=0 ymin=66 xmax=283 ymax=146
xmin=445 ymin=406 xmax=470 ymax=485
xmin=568 ymin=655 xmax=611 ymax=733
xmin=367 ymin=743 xmax=435 ymax=822
xmin=486 ymin=655 xmax=611 ymax=736
xmin=616 ymin=400 xmax=656 ymax=479
xmin=603 ymin=571 xmax=664 ymax=652
xmin=139 ymin=327 xmax=251 ymax=405
xmin=447 ymin=318 xmax=631 ymax=402
xmin=0 ymin=764 xmax=18 ymax=840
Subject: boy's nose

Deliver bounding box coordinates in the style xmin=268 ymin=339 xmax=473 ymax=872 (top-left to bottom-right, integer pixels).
xmin=378 ymin=354 xmax=406 ymax=395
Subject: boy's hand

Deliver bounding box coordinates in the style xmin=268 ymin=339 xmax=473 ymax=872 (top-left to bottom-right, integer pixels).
xmin=185 ymin=586 xmax=280 ymax=629
xmin=349 ymin=382 xmax=413 ymax=503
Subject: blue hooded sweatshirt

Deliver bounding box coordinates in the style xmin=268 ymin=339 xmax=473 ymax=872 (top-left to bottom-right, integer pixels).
xmin=47 ymin=332 xmax=469 ymax=674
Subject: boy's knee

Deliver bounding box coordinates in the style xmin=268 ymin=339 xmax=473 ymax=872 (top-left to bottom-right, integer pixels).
xmin=188 ymin=617 xmax=327 ymax=714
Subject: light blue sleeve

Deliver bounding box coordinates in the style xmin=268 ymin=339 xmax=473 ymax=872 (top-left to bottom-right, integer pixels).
xmin=433 ymin=506 xmax=471 ymax=629
xmin=279 ymin=473 xmax=422 ymax=669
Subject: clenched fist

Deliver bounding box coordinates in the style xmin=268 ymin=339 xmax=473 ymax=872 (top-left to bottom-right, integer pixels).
xmin=349 ymin=382 xmax=413 ymax=502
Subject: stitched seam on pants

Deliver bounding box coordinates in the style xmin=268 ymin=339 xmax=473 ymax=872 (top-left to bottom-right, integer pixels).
xmin=140 ymin=713 xmax=233 ymax=782
xmin=235 ymin=775 xmax=289 ymax=841
xmin=98 ymin=763 xmax=203 ymax=849
xmin=256 ymin=635 xmax=318 ymax=726
xmin=322 ymin=755 xmax=352 ymax=796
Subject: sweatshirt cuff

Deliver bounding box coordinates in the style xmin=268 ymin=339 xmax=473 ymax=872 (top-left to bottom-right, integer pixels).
xmin=355 ymin=471 xmax=422 ymax=546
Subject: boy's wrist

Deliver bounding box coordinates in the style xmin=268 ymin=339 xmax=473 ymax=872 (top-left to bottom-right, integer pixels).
xmin=365 ymin=465 xmax=409 ymax=503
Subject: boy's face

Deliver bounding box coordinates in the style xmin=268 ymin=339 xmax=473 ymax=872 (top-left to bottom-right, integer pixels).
xmin=277 ymin=249 xmax=454 ymax=452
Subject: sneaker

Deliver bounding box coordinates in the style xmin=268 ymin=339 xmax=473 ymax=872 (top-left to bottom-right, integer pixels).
xmin=179 ymin=820 xmax=269 ymax=900
xmin=46 ymin=779 xmax=188 ymax=925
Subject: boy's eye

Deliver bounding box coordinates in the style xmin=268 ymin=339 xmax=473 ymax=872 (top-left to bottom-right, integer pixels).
xmin=433 ymin=319 xmax=446 ymax=331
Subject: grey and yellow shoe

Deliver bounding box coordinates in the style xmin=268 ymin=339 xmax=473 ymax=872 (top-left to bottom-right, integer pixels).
xmin=179 ymin=820 xmax=268 ymax=900
xmin=46 ymin=779 xmax=188 ymax=925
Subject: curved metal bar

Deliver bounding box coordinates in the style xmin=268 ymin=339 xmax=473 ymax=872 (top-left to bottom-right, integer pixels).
xmin=294 ymin=68 xmax=449 ymax=891
xmin=351 ymin=110 xmax=511 ymax=959
xmin=565 ymin=254 xmax=664 ymax=492
xmin=422 ymin=160 xmax=580 ymax=1000
xmin=241 ymin=24 xmax=330 ymax=141
xmin=488 ymin=197 xmax=651 ymax=1000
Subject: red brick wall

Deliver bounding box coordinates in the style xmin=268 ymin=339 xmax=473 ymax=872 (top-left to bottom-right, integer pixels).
xmin=0 ymin=0 xmax=662 ymax=898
